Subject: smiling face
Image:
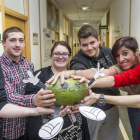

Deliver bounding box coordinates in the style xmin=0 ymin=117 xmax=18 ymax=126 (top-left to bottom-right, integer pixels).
xmin=116 ymin=46 xmax=139 ymax=70
xmin=51 ymin=44 xmax=70 ymax=69
xmin=2 ymin=32 xmax=25 ymax=62
xmin=80 ymin=36 xmax=100 ymax=57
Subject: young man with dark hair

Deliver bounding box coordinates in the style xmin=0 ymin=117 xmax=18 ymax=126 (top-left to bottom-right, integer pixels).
xmin=70 ymin=25 xmax=120 ymax=140
xmin=0 ymin=27 xmax=56 ymax=140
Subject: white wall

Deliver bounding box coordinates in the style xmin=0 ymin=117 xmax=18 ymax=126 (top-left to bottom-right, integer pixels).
xmin=4 ymin=0 xmax=24 ymax=14
xmin=59 ymin=10 xmax=65 ymax=41
xmin=29 ymin=0 xmax=40 ymax=70
xmin=29 ymin=0 xmax=56 ymax=70
xmin=52 ymin=0 xmax=66 ymax=41
xmin=131 ymin=0 xmax=140 ymax=48
xmin=29 ymin=0 xmax=66 ymax=69
xmin=109 ymin=0 xmax=130 ymax=48
xmin=40 ymin=0 xmax=51 ymax=67
xmin=101 ymin=14 xmax=107 ymax=46
xmin=40 ymin=0 xmax=53 ymax=68
xmin=0 ymin=12 xmax=3 ymax=56
xmin=40 ymin=0 xmax=73 ymax=68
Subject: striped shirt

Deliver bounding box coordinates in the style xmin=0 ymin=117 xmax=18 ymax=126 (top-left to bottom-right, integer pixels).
xmin=0 ymin=52 xmax=35 ymax=139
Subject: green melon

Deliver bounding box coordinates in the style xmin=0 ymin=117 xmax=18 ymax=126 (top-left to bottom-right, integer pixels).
xmin=47 ymin=78 xmax=89 ymax=106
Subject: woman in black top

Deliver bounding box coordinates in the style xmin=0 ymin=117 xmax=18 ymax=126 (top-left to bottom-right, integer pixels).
xmin=25 ymin=41 xmax=88 ymax=140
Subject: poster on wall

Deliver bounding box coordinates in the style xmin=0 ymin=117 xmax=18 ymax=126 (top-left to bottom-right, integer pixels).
xmin=43 ymin=28 xmax=52 ymax=61
xmin=32 ymin=33 xmax=38 ymax=45
xmin=112 ymin=25 xmax=123 ymax=45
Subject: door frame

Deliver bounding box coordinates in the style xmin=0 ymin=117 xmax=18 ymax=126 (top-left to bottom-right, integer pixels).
xmin=0 ymin=0 xmax=31 ymax=60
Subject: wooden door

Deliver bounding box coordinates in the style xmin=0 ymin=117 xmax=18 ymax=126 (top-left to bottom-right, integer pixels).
xmin=106 ymin=30 xmax=109 ymax=47
xmin=71 ymin=37 xmax=73 ymax=57
xmin=55 ymin=32 xmax=59 ymax=42
xmin=5 ymin=14 xmax=26 ymax=56
xmin=75 ymin=38 xmax=77 ymax=54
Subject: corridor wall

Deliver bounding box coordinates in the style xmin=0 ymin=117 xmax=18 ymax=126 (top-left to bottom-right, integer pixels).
xmin=29 ymin=0 xmax=41 ymax=70
xmin=131 ymin=0 xmax=140 ymax=48
xmin=109 ymin=0 xmax=130 ymax=48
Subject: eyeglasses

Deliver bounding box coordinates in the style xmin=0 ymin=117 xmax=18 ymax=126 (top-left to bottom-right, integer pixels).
xmin=52 ymin=52 xmax=70 ymax=58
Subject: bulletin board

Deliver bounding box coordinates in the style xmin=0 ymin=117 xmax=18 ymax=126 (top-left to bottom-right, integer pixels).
xmin=43 ymin=27 xmax=52 ymax=61
xmin=112 ymin=25 xmax=123 ymax=45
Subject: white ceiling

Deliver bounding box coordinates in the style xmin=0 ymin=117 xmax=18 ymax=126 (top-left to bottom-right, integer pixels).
xmin=54 ymin=0 xmax=112 ymax=28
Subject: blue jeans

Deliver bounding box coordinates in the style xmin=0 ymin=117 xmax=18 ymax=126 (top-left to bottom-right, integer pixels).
xmin=128 ymin=107 xmax=140 ymax=140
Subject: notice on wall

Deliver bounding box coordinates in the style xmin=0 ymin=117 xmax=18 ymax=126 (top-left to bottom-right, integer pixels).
xmin=112 ymin=25 xmax=123 ymax=45
xmin=43 ymin=28 xmax=52 ymax=61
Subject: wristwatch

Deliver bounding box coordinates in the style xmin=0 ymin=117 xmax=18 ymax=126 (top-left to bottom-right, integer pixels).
xmin=97 ymin=93 xmax=106 ymax=106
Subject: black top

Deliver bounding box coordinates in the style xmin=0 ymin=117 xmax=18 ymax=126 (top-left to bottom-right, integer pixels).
xmin=25 ymin=66 xmax=86 ymax=140
xmin=70 ymin=46 xmax=120 ymax=111
xmin=0 ymin=63 xmax=7 ymax=110
xmin=0 ymin=63 xmax=7 ymax=140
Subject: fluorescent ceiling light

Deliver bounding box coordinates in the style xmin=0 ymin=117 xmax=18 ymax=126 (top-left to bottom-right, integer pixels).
xmin=79 ymin=6 xmax=90 ymax=11
xmin=83 ymin=23 xmax=89 ymax=24
xmin=82 ymin=7 xmax=90 ymax=10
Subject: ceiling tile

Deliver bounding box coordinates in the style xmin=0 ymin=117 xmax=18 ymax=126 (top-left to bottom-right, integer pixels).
xmin=53 ymin=0 xmax=112 ymax=27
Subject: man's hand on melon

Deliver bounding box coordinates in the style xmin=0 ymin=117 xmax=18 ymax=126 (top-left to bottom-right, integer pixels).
xmin=72 ymin=75 xmax=92 ymax=96
xmin=70 ymin=105 xmax=80 ymax=114
xmin=33 ymin=88 xmax=56 ymax=107
xmin=60 ymin=106 xmax=72 ymax=117
xmin=71 ymin=75 xmax=89 ymax=84
xmin=81 ymin=92 xmax=99 ymax=106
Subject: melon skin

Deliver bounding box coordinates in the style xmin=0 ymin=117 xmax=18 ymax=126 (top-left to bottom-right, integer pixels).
xmin=47 ymin=78 xmax=89 ymax=106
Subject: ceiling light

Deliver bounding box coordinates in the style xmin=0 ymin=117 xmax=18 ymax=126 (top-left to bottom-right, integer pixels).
xmin=79 ymin=6 xmax=90 ymax=11
xmin=83 ymin=23 xmax=89 ymax=24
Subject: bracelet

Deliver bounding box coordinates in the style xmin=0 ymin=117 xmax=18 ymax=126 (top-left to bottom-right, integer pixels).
xmin=73 ymin=70 xmax=83 ymax=76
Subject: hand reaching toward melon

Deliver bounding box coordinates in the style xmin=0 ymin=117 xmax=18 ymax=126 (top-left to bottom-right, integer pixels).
xmin=23 ymin=70 xmax=106 ymax=139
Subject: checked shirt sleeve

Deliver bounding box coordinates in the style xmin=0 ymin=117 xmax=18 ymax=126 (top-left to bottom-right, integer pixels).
xmin=2 ymin=62 xmax=35 ymax=107
xmin=113 ymin=64 xmax=140 ymax=87
xmin=4 ymin=79 xmax=35 ymax=107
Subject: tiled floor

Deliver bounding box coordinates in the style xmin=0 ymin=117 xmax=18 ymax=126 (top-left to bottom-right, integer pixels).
xmin=117 ymin=90 xmax=133 ymax=140
xmin=118 ymin=106 xmax=133 ymax=140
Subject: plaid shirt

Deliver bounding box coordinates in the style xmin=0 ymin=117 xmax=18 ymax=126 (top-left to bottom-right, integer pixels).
xmin=0 ymin=52 xmax=35 ymax=139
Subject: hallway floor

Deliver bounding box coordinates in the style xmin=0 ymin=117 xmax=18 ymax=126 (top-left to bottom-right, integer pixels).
xmin=118 ymin=106 xmax=133 ymax=140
